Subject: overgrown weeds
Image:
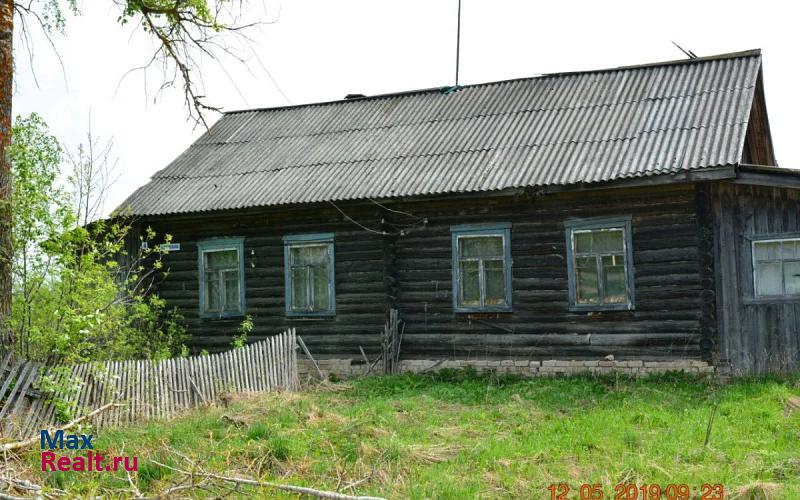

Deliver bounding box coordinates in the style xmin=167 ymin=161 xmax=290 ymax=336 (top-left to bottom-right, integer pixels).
xmin=4 ymin=370 xmax=800 ymax=498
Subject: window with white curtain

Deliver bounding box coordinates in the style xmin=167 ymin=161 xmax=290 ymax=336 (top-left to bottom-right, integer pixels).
xmin=197 ymin=238 xmax=245 ymax=318
xmin=752 ymin=238 xmax=800 ymax=297
xmin=283 ymin=233 xmax=335 ymax=316
xmin=565 ymin=217 xmax=635 ymax=311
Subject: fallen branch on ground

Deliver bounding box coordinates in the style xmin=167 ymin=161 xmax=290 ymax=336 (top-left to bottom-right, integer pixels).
xmin=0 ymin=491 xmax=27 ymax=500
xmin=1 ymin=402 xmax=119 ymax=452
xmin=0 ymin=475 xmax=42 ymax=500
xmin=150 ymin=460 xmax=385 ymax=500
xmin=341 ymin=473 xmax=373 ymax=492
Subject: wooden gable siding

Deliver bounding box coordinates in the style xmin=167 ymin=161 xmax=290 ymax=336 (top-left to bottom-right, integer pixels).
xmin=391 ymin=184 xmax=711 ymax=360
xmin=144 ymin=183 xmax=712 ymax=361
xmin=742 ymin=70 xmax=776 ymax=167
xmin=712 ymin=183 xmax=800 ymax=374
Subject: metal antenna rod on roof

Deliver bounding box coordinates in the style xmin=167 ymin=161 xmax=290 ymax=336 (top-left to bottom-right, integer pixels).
xmin=671 ymin=41 xmax=698 ymax=59
xmin=455 ymin=0 xmax=462 ymax=86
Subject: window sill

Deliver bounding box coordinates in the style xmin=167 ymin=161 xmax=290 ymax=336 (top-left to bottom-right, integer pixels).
xmin=454 ymin=307 xmax=513 ymax=314
xmin=200 ymin=312 xmax=245 ymax=321
xmin=286 ymin=312 xmax=336 ymax=320
xmin=569 ymin=304 xmax=635 ymax=313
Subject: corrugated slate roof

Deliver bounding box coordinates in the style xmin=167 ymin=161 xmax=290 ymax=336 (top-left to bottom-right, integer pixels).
xmin=119 ymin=50 xmax=764 ymax=216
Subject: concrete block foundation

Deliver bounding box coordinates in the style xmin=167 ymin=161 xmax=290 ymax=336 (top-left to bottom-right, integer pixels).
xmin=297 ymin=357 xmax=715 ymax=379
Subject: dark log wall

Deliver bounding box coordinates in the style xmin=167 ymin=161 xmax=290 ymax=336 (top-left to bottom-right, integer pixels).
xmin=143 ymin=183 xmax=714 ymax=361
xmin=392 ymin=184 xmax=710 ymax=360
xmin=145 ymin=203 xmax=387 ymax=354
xmin=712 ymin=182 xmax=800 ymax=374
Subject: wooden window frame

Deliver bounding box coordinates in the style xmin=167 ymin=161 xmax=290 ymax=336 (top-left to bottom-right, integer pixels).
xmin=565 ymin=216 xmax=635 ymax=312
xmin=197 ymin=237 xmax=246 ymax=319
xmin=751 ymin=235 xmax=800 ymax=299
xmin=451 ymin=223 xmax=513 ymax=313
xmin=283 ymin=233 xmax=336 ymax=317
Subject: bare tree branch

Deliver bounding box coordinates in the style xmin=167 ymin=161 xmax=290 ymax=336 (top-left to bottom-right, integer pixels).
xmin=113 ymin=0 xmax=272 ymax=127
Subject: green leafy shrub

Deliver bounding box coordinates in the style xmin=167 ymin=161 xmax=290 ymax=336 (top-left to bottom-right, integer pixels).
xmin=8 ymin=113 xmax=187 ymax=363
xmin=231 ymin=314 xmax=253 ymax=349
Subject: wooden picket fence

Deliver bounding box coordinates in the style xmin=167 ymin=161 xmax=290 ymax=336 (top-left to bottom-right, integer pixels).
xmin=0 ymin=329 xmax=298 ymax=441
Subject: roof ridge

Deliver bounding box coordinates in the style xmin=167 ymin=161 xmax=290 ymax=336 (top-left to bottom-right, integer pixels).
xmin=202 ymin=81 xmax=756 ymax=146
xmin=221 ymin=49 xmax=761 ymax=116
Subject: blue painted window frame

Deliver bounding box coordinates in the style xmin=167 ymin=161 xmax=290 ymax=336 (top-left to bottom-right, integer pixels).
xmin=283 ymin=233 xmax=336 ymax=317
xmin=565 ymin=216 xmax=635 ymax=312
xmin=197 ymin=237 xmax=246 ymax=319
xmin=451 ymin=223 xmax=513 ymax=313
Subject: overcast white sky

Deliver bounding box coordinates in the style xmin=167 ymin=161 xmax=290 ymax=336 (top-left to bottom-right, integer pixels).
xmin=13 ymin=0 xmax=800 ymax=216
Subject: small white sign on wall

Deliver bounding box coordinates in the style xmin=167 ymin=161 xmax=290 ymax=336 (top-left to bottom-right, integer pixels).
xmin=159 ymin=243 xmax=181 ymax=252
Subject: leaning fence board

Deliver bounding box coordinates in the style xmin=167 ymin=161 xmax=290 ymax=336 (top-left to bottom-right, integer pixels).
xmin=164 ymin=359 xmax=173 ymax=417
xmin=0 ymin=362 xmax=32 ymax=419
xmin=91 ymin=363 xmax=104 ymax=428
xmin=234 ymin=347 xmax=243 ymax=391
xmin=278 ymin=334 xmax=285 ymax=388
xmin=163 ymin=359 xmax=173 ymax=418
xmin=282 ymin=333 xmax=288 ymax=387
xmin=208 ymin=354 xmax=218 ymax=400
xmin=0 ymin=330 xmax=298 ymax=441
xmin=0 ymin=352 xmax=12 ymax=378
xmin=234 ymin=346 xmax=243 ymax=391
xmin=124 ymin=360 xmax=132 ymax=423
xmin=272 ymin=336 xmax=278 ymax=388
xmin=0 ymin=362 xmax=22 ymax=408
xmin=246 ymin=344 xmax=255 ymax=391
xmin=232 ymin=348 xmax=242 ymax=392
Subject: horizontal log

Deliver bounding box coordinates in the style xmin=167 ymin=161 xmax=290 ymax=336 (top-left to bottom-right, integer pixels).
xmin=398 ymin=344 xmax=701 ymax=358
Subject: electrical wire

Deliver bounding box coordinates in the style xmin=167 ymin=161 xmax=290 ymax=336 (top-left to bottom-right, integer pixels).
xmin=328 ymin=201 xmax=390 ymax=236
xmin=367 ymin=198 xmax=421 ymax=220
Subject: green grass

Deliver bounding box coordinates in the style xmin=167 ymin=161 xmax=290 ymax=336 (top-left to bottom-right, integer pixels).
xmin=19 ymin=370 xmax=800 ymax=499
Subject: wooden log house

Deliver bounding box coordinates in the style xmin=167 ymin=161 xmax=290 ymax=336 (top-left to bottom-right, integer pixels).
xmin=118 ymin=49 xmax=799 ymax=376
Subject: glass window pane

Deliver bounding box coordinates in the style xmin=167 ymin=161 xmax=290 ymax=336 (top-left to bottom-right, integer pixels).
xmin=484 ymin=259 xmax=506 ymax=305
xmin=223 ymin=270 xmax=239 ymax=311
xmin=602 ymin=255 xmax=627 ymax=304
xmin=459 ymin=260 xmax=481 ymax=306
xmin=780 ymin=240 xmax=800 ymax=260
xmin=784 ymin=261 xmax=800 ymax=295
xmin=575 ymin=257 xmax=599 ymax=304
xmin=311 ymin=265 xmax=330 ymax=310
xmin=287 ymin=242 xmax=334 ymax=313
xmin=460 ymin=236 xmax=503 ymax=258
xmin=291 ymin=245 xmax=327 ymax=265
xmin=205 ymin=273 xmax=221 ymax=311
xmin=291 ymin=267 xmax=309 ymax=310
xmin=593 ymin=229 xmax=624 ymax=254
xmin=574 ymin=231 xmax=592 ymax=254
xmin=205 ymin=249 xmax=238 ymax=270
xmin=754 ymin=241 xmax=781 ymax=261
xmin=756 ymin=262 xmax=782 ymax=296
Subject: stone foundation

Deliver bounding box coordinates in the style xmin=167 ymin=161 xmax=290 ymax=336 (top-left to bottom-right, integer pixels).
xmin=298 ymin=357 xmax=715 ymax=379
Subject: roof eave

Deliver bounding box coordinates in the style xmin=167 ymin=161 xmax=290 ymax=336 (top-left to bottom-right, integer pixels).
xmin=125 ymin=167 xmax=743 ymax=218
xmin=733 ymin=164 xmax=800 ymax=189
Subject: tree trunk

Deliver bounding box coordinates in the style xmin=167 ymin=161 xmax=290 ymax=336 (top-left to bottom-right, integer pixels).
xmin=0 ymin=0 xmax=12 ymax=349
